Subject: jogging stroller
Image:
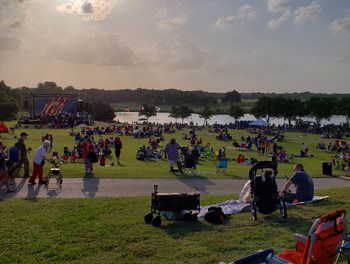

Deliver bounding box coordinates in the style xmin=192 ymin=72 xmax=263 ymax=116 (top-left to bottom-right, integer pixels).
xmin=249 ymin=161 xmax=287 ymax=220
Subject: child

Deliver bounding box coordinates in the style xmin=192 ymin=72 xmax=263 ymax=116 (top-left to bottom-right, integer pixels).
xmin=99 ymin=155 xmax=106 ymax=166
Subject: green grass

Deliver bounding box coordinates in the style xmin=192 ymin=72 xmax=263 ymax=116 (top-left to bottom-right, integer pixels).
xmin=111 ymin=99 xmax=256 ymax=114
xmin=0 ymin=188 xmax=349 ymax=263
xmin=1 ymin=120 xmax=347 ymax=179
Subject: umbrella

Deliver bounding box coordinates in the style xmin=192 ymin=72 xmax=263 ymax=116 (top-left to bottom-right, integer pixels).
xmin=138 ymin=118 xmax=147 ymax=121
xmin=248 ymin=119 xmax=270 ymax=126
xmin=79 ymin=124 xmax=87 ymax=127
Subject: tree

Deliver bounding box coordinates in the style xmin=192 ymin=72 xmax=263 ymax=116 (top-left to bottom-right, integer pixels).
xmin=139 ymin=104 xmax=156 ymax=120
xmin=276 ymin=97 xmax=303 ymax=127
xmin=169 ymin=106 xmax=180 ymax=123
xmin=337 ymin=96 xmax=350 ymax=123
xmin=92 ymin=101 xmax=115 ymax=121
xmin=221 ymin=90 xmax=242 ymax=107
xmin=199 ymin=106 xmax=215 ymax=125
xmin=178 ymin=106 xmax=193 ymax=124
xmin=305 ymin=96 xmax=337 ymax=124
xmin=250 ymin=97 xmax=280 ymax=122
xmin=37 ymin=81 xmax=63 ymax=94
xmin=228 ymin=105 xmax=245 ymax=121
xmin=0 ymin=81 xmax=21 ymax=120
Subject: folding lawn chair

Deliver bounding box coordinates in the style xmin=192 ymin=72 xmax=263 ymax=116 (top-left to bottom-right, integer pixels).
xmin=62 ymin=155 xmax=69 ymax=163
xmin=202 ymin=150 xmax=212 ymax=159
xmin=213 ymin=158 xmax=227 ymax=174
xmin=277 ymin=209 xmax=347 ymax=264
xmin=52 ymin=152 xmax=58 ymax=159
xmin=229 ymin=248 xmax=291 ymax=264
xmin=213 ymin=150 xmax=220 ymax=159
xmin=182 ymin=155 xmax=196 ymax=174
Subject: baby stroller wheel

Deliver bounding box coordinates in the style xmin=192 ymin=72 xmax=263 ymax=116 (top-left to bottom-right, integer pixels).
xmin=279 ymin=197 xmax=287 ymax=218
xmin=152 ymin=215 xmax=162 ymax=227
xmin=250 ymin=197 xmax=257 ymax=221
xmin=9 ymin=178 xmax=15 ymax=185
xmin=144 ymin=213 xmax=153 ymax=224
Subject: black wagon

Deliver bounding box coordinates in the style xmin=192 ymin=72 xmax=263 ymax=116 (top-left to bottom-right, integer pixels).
xmin=249 ymin=161 xmax=287 ymax=220
xmin=144 ymin=184 xmax=200 ymax=227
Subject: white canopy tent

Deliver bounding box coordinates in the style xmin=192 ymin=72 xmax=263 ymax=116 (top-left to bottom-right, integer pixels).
xmin=248 ymin=119 xmax=270 ymax=126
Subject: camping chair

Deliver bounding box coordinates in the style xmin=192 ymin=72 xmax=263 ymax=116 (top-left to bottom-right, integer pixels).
xmin=276 ymin=209 xmax=347 ymax=264
xmin=62 ymin=155 xmax=69 ymax=163
xmin=145 ymin=149 xmax=154 ymax=160
xmin=52 ymin=152 xmax=58 ymax=159
xmin=229 ymin=249 xmax=291 ymax=264
xmin=213 ymin=158 xmax=227 ymax=174
xmin=70 ymin=155 xmax=76 ymax=163
xmin=202 ymin=150 xmax=212 ymax=159
xmin=181 ymin=155 xmax=197 ymax=174
xmin=213 ymin=150 xmax=220 ymax=159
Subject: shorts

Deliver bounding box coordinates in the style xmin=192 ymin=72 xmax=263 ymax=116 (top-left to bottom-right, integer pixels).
xmin=0 ymin=166 xmax=7 ymax=171
xmin=168 ymin=159 xmax=180 ymax=167
xmin=347 ymin=161 xmax=350 ymax=166
xmin=305 ymin=148 xmax=309 ymax=152
xmin=283 ymin=192 xmax=297 ymax=203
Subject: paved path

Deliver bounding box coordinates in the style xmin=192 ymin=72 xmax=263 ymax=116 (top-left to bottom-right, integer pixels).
xmin=1 ymin=177 xmax=350 ymax=199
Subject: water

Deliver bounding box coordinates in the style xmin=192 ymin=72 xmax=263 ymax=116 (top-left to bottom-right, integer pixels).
xmin=114 ymin=112 xmax=347 ymax=126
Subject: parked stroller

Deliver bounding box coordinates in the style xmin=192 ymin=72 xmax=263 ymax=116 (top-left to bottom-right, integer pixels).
xmin=249 ymin=161 xmax=287 ymax=220
xmin=178 ymin=155 xmax=197 ymax=174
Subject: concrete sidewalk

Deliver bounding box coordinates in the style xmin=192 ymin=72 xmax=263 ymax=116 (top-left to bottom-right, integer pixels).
xmin=1 ymin=177 xmax=350 ymax=199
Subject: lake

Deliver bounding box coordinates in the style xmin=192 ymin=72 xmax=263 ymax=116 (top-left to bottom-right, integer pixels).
xmin=114 ymin=112 xmax=348 ymax=126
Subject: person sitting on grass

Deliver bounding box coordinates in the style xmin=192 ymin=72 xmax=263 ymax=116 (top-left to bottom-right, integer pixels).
xmin=237 ymin=154 xmax=242 ymax=164
xmin=99 ymin=155 xmax=105 ymax=166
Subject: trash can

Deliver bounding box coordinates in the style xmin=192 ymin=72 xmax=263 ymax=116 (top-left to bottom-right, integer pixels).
xmin=321 ymin=161 xmax=332 ymax=175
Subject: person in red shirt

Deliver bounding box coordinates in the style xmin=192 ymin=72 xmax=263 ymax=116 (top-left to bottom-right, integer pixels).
xmin=99 ymin=155 xmax=105 ymax=166
xmin=237 ymin=154 xmax=242 ymax=163
xmin=190 ymin=137 xmax=195 ymax=145
xmin=82 ymin=138 xmax=94 ymax=173
xmin=105 ymin=137 xmax=110 ymax=147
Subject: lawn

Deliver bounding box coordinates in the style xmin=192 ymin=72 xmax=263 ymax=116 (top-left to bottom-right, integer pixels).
xmin=0 ymin=187 xmax=349 ymax=263
xmin=110 ymin=99 xmax=256 ymax=114
xmin=1 ymin=120 xmax=347 ymax=179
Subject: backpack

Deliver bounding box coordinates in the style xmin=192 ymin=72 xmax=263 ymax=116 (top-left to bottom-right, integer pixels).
xmin=205 ymin=206 xmax=230 ymax=224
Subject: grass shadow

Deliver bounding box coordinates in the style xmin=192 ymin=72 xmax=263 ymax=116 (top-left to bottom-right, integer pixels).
xmin=159 ymin=220 xmax=213 ymax=239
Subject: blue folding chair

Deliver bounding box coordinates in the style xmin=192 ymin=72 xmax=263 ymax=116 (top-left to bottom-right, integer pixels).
xmin=213 ymin=158 xmax=227 ymax=174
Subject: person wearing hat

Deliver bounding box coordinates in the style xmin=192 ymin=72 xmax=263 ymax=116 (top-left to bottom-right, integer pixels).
xmin=164 ymin=138 xmax=181 ymax=173
xmin=11 ymin=132 xmax=31 ymax=178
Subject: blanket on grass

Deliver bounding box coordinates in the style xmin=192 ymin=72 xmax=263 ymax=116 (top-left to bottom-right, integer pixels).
xmin=198 ymin=196 xmax=329 ymax=220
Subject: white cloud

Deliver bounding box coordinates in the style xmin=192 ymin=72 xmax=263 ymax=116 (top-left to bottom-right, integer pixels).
xmin=215 ymin=16 xmax=236 ymax=28
xmin=268 ymin=10 xmax=290 ymax=29
xmin=238 ymin=4 xmax=257 ymax=26
xmin=56 ymin=0 xmax=121 ymax=21
xmin=157 ymin=14 xmax=187 ymax=31
xmin=337 ymin=55 xmax=350 ymax=64
xmin=330 ymin=16 xmax=350 ymax=31
xmin=0 ymin=31 xmax=25 ymax=52
xmin=2 ymin=10 xmax=36 ymax=29
xmin=267 ymin=0 xmax=290 ymax=13
xmin=294 ymin=1 xmax=321 ymax=26
xmin=155 ymin=4 xmax=169 ymax=18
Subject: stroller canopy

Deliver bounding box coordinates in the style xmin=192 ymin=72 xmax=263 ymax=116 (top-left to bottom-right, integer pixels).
xmin=249 ymin=161 xmax=278 ymax=180
xmin=249 ymin=119 xmax=270 ymax=126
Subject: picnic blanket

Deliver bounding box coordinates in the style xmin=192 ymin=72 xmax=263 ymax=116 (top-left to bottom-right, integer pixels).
xmin=198 ymin=196 xmax=329 ymax=220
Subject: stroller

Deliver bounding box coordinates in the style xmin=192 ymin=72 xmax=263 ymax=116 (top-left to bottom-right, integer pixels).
xmin=249 ymin=161 xmax=287 ymax=221
xmin=178 ymin=154 xmax=196 ymax=174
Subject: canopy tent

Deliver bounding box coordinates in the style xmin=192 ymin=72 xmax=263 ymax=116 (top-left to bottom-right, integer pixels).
xmin=0 ymin=122 xmax=9 ymax=133
xmin=248 ymin=119 xmax=270 ymax=126
xmin=138 ymin=118 xmax=147 ymax=121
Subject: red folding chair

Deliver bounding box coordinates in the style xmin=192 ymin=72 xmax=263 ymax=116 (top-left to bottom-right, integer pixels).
xmin=277 ymin=209 xmax=347 ymax=264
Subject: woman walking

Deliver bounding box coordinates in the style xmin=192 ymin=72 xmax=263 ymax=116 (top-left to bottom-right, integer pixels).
xmin=28 ymin=141 xmax=52 ymax=184
xmin=0 ymin=142 xmax=15 ymax=192
xmin=114 ymin=137 xmax=122 ymax=165
xmin=82 ymin=137 xmax=94 ymax=173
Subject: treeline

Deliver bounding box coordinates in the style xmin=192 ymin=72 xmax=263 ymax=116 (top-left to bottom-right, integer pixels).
xmin=8 ymin=81 xmax=350 ymax=106
xmin=0 ymin=81 xmax=22 ymax=120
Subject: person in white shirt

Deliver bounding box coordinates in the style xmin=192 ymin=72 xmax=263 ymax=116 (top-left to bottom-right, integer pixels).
xmin=28 ymin=141 xmax=52 ymax=184
xmin=302 ymin=143 xmax=308 ymax=156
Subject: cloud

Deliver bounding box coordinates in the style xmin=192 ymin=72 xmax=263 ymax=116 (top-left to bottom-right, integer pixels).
xmin=43 ymin=28 xmax=136 ymax=66
xmin=2 ymin=10 xmax=36 ymax=29
xmin=56 ymin=0 xmax=121 ymax=20
xmin=294 ymin=1 xmax=321 ymax=26
xmin=337 ymin=55 xmax=350 ymax=64
xmin=267 ymin=0 xmax=290 ymax=13
xmin=215 ymin=16 xmax=236 ymax=27
xmin=268 ymin=10 xmax=290 ymax=29
xmin=0 ymin=31 xmax=25 ymax=52
xmin=330 ymin=16 xmax=350 ymax=31
xmin=238 ymin=4 xmax=257 ymax=26
xmin=157 ymin=14 xmax=187 ymax=31
xmin=155 ymin=4 xmax=169 ymax=17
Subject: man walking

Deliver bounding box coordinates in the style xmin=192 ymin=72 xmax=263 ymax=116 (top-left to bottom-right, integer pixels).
xmin=12 ymin=132 xmax=31 ymax=178
xmin=164 ymin=138 xmax=181 ymax=173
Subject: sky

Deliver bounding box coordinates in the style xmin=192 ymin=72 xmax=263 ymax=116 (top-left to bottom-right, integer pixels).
xmin=0 ymin=0 xmax=350 ymax=93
